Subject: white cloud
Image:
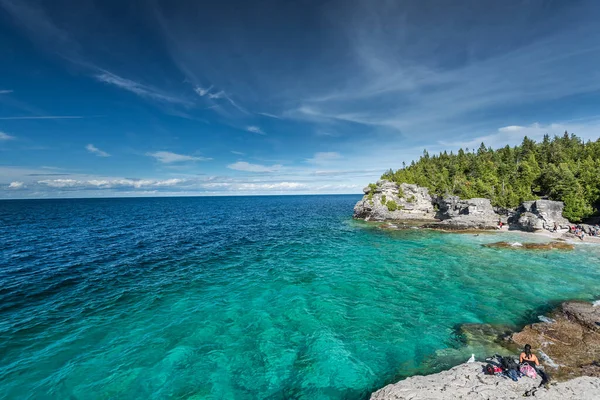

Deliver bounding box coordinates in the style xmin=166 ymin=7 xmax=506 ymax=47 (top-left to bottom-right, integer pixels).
xmin=0 ymin=131 xmax=15 ymax=140
xmin=194 ymin=86 xmax=212 ymax=96
xmin=95 ymin=70 xmax=190 ymax=105
xmin=258 ymin=112 xmax=282 ymax=119
xmin=498 ymin=125 xmax=525 ymax=132
xmin=437 ymin=120 xmax=600 ymax=150
xmin=227 ymin=161 xmax=282 ymax=173
xmin=208 ymin=91 xmax=226 ymax=99
xmin=231 ymin=150 xmax=245 ymax=155
xmin=146 ymin=151 xmax=211 ymax=164
xmin=38 ymin=178 xmax=186 ymax=189
xmin=0 ymin=90 xmax=13 ymax=94
xmin=306 ymin=152 xmax=342 ymax=165
xmin=8 ymin=181 xmax=24 ymax=189
xmin=246 ymin=126 xmax=266 ymax=135
xmin=237 ymin=182 xmax=306 ymax=191
xmin=86 ymin=144 xmax=110 ymax=157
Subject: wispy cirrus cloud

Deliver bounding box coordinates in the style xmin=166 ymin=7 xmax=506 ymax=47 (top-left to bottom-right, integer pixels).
xmin=208 ymin=91 xmax=226 ymax=99
xmin=258 ymin=112 xmax=282 ymax=119
xmin=0 ymin=115 xmax=85 ymax=120
xmin=246 ymin=126 xmax=266 ymax=135
xmin=0 ymin=131 xmax=15 ymax=140
xmin=0 ymin=90 xmax=13 ymax=94
xmin=194 ymin=86 xmax=212 ymax=96
xmin=86 ymin=144 xmax=110 ymax=157
xmin=146 ymin=151 xmax=212 ymax=164
xmin=305 ymin=152 xmax=341 ymax=165
xmin=95 ymin=70 xmax=191 ymax=105
xmin=237 ymin=182 xmax=306 ymax=191
xmin=227 ymin=161 xmax=282 ymax=173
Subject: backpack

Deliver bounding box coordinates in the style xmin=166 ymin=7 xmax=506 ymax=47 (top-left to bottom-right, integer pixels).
xmin=520 ymin=363 xmax=537 ymax=379
xmin=501 ymin=356 xmax=519 ymax=371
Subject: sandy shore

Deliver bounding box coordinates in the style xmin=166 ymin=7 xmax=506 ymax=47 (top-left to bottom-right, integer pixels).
xmin=370 ymin=362 xmax=600 ymax=399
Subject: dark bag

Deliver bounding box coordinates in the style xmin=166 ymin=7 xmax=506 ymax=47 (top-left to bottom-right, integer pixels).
xmin=501 ymin=356 xmax=518 ymax=371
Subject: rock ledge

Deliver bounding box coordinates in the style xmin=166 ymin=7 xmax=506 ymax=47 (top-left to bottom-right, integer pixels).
xmin=370 ymin=362 xmax=600 ymax=400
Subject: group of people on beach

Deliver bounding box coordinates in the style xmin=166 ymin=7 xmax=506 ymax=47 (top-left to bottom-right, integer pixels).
xmin=568 ymin=224 xmax=599 ymax=240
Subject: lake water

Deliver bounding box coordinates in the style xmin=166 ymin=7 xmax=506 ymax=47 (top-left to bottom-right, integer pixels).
xmin=2 ymin=195 xmax=600 ymax=399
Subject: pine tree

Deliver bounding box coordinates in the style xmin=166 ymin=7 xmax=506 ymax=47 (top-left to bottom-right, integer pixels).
xmin=380 ymin=133 xmax=598 ymax=221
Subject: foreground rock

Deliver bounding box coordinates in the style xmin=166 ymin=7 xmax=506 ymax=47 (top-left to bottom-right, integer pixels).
xmin=510 ymin=200 xmax=570 ymax=231
xmin=353 ymin=180 xmax=436 ymax=221
xmin=370 ymin=362 xmax=600 ymax=399
xmin=510 ymin=301 xmax=600 ymax=380
xmin=483 ymin=241 xmax=575 ymax=250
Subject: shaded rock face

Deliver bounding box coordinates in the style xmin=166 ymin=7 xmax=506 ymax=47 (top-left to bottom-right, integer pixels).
xmin=353 ymin=180 xmax=436 ymax=221
xmin=432 ymin=196 xmax=500 ymax=229
xmin=510 ymin=301 xmax=600 ymax=380
xmin=510 ymin=200 xmax=570 ymax=231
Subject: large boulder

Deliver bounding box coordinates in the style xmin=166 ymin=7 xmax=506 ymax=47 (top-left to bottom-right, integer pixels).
xmin=432 ymin=196 xmax=500 ymax=229
xmin=510 ymin=301 xmax=600 ymax=380
xmin=510 ymin=200 xmax=570 ymax=231
xmin=353 ymin=180 xmax=436 ymax=221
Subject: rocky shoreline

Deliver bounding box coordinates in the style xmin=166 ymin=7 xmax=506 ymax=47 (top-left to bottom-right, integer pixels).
xmin=357 ymin=182 xmax=600 ymax=398
xmin=371 ymin=300 xmax=600 ymax=399
xmin=370 ymin=362 xmax=600 ymax=399
xmin=354 ymin=180 xmax=572 ymax=232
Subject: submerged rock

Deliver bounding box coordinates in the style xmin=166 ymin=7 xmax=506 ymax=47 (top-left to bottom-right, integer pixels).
xmin=482 ymin=241 xmax=574 ymax=250
xmin=510 ymin=301 xmax=600 ymax=380
xmin=371 ymin=301 xmax=600 ymax=399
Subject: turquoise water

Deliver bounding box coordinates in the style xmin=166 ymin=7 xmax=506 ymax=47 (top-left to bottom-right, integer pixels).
xmin=1 ymin=196 xmax=600 ymax=399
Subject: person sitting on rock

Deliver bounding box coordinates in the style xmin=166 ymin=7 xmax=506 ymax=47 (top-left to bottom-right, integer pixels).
xmin=520 ymin=344 xmax=549 ymax=386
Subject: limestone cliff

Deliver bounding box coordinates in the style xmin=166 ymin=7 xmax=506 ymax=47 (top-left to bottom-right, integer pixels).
xmin=510 ymin=200 xmax=570 ymax=231
xmin=354 ymin=180 xmax=573 ymax=230
xmin=353 ymin=180 xmax=501 ymax=229
xmin=353 ymin=180 xmax=436 ymax=221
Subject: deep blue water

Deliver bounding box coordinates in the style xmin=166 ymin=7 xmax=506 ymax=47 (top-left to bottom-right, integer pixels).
xmin=1 ymin=195 xmax=600 ymax=399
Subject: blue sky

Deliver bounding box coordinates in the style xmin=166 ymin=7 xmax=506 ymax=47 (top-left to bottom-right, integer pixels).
xmin=2 ymin=0 xmax=600 ymax=198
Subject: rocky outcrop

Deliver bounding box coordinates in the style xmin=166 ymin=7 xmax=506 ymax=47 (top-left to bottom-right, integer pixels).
xmin=510 ymin=300 xmax=600 ymax=380
xmin=371 ymin=300 xmax=600 ymax=399
xmin=510 ymin=200 xmax=570 ymax=231
xmin=353 ymin=180 xmax=436 ymax=221
xmin=432 ymin=196 xmax=500 ymax=229
xmin=370 ymin=362 xmax=600 ymax=400
xmin=354 ymin=182 xmax=574 ymax=231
